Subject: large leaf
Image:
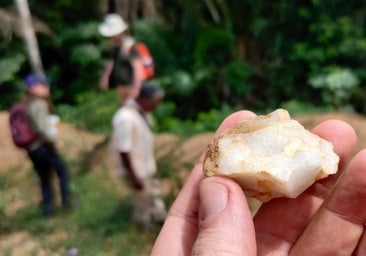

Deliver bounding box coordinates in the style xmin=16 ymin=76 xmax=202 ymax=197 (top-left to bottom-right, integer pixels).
xmin=0 ymin=55 xmax=25 ymax=85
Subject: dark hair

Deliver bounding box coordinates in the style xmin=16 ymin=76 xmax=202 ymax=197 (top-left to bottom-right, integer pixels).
xmin=138 ymin=81 xmax=164 ymax=99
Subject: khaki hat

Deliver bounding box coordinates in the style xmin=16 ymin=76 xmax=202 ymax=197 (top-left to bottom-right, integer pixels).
xmin=98 ymin=13 xmax=128 ymax=37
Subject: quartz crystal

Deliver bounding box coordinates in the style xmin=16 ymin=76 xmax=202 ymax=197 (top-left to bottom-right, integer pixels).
xmin=203 ymin=109 xmax=339 ymax=202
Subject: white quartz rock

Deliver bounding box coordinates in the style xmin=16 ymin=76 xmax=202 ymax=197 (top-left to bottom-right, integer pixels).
xmin=203 ymin=109 xmax=339 ymax=202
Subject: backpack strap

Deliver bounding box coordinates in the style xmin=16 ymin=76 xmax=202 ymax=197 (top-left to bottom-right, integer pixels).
xmin=120 ymin=36 xmax=136 ymax=55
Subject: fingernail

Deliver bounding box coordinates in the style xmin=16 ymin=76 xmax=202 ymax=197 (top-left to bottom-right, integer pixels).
xmin=199 ymin=179 xmax=228 ymax=221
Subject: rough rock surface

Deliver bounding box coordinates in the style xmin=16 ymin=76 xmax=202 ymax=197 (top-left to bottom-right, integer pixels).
xmin=203 ymin=109 xmax=339 ymax=202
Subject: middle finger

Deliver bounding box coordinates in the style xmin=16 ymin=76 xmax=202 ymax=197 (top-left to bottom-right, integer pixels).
xmin=254 ymin=119 xmax=356 ymax=255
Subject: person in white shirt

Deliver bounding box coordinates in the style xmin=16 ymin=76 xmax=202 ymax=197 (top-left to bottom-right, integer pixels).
xmin=111 ymin=81 xmax=166 ymax=230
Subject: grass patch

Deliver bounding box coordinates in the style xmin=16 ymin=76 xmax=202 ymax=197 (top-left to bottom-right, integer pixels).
xmin=0 ymin=153 xmax=163 ymax=255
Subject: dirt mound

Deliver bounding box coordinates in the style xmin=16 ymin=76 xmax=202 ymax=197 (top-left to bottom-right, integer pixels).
xmin=293 ymin=111 xmax=366 ymax=153
xmin=0 ymin=111 xmax=105 ymax=173
xmin=0 ymin=112 xmax=28 ymax=172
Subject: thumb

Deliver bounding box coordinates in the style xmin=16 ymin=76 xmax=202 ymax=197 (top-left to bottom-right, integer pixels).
xmin=192 ymin=177 xmax=257 ymax=256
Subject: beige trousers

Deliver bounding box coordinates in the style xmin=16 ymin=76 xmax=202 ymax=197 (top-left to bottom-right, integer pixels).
xmin=129 ymin=176 xmax=167 ymax=225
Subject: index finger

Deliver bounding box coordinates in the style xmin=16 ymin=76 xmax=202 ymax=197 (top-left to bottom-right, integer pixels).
xmin=151 ymin=110 xmax=256 ymax=255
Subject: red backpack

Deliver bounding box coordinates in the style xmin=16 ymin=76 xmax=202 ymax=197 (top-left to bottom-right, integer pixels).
xmin=120 ymin=38 xmax=155 ymax=80
xmin=135 ymin=42 xmax=155 ymax=80
xmin=9 ymin=102 xmax=38 ymax=148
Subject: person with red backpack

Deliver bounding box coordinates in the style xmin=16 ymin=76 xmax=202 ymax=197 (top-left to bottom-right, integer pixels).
xmin=98 ymin=13 xmax=155 ymax=101
xmin=9 ymin=73 xmax=72 ymax=217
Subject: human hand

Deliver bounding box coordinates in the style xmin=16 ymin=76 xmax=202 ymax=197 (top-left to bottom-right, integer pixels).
xmin=151 ymin=110 xmax=366 ymax=255
xmin=55 ymin=141 xmax=64 ymax=151
xmin=130 ymin=176 xmax=143 ymax=191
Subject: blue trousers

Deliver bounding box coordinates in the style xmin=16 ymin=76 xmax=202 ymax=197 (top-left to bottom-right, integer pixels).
xmin=28 ymin=143 xmax=70 ymax=216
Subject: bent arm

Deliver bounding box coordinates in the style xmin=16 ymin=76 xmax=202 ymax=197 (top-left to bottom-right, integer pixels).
xmin=28 ymin=99 xmax=56 ymax=143
xmin=120 ymin=152 xmax=143 ymax=190
xmin=99 ymin=60 xmax=114 ymax=91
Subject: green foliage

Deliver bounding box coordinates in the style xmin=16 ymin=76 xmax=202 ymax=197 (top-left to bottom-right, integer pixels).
xmin=194 ymin=27 xmax=234 ymax=69
xmin=225 ymin=60 xmax=255 ymax=97
xmin=158 ymin=104 xmax=238 ymax=137
xmin=0 ymin=55 xmax=26 ymax=84
xmin=292 ymin=16 xmax=366 ymax=67
xmin=195 ymin=104 xmax=239 ymax=131
xmin=2 ymin=0 xmax=366 ymax=116
xmin=70 ymin=44 xmax=101 ymax=71
xmin=309 ymin=67 xmax=359 ymax=109
xmin=29 ymin=0 xmax=101 ymax=29
xmin=55 ymin=89 xmax=238 ymax=138
xmin=168 ymin=70 xmax=196 ymax=96
xmin=131 ymin=17 xmax=226 ymax=122
xmin=56 ymin=90 xmax=118 ymax=133
xmin=280 ymin=100 xmax=332 ymax=115
xmin=52 ymin=21 xmax=105 ymax=103
xmin=133 ymin=18 xmax=181 ymax=75
xmin=0 ymin=54 xmax=27 ymax=109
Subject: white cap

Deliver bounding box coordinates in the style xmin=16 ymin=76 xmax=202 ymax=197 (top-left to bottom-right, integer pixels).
xmin=98 ymin=13 xmax=128 ymax=37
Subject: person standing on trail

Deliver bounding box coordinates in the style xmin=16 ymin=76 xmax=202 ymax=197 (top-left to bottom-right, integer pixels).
xmin=98 ymin=13 xmax=146 ymax=102
xmin=12 ymin=73 xmax=72 ymax=217
xmin=111 ymin=80 xmax=167 ymax=230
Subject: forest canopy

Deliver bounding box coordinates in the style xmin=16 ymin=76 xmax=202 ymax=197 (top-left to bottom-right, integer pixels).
xmin=1 ymin=0 xmax=366 ymax=133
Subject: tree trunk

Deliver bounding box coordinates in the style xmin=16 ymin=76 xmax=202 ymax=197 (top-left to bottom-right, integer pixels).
xmin=15 ymin=0 xmax=44 ymax=75
xmin=113 ymin=0 xmax=132 ymax=22
xmin=141 ymin=0 xmax=158 ymax=18
xmin=101 ymin=0 xmax=160 ymax=24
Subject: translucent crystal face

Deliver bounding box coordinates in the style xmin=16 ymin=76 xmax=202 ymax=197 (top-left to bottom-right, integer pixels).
xmin=203 ymin=109 xmax=339 ymax=202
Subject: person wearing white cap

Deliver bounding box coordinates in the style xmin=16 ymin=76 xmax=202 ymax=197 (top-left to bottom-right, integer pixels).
xmin=98 ymin=13 xmax=144 ymax=102
xmin=98 ymin=13 xmax=129 ymax=37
